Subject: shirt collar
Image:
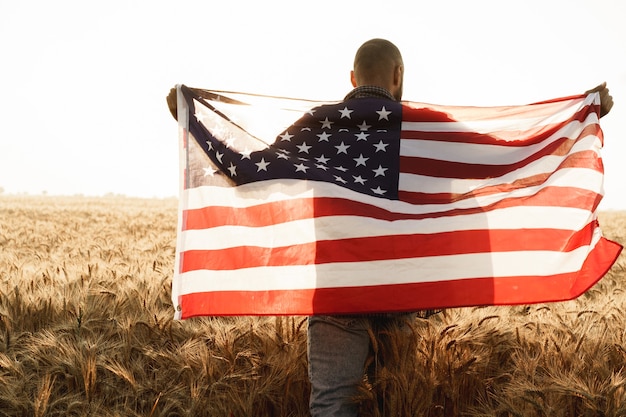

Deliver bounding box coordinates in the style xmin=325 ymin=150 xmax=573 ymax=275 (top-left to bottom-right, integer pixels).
xmin=344 ymin=85 xmax=396 ymax=101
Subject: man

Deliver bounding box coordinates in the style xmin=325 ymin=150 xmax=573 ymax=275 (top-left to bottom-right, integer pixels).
xmin=306 ymin=38 xmax=407 ymax=417
xmin=305 ymin=38 xmax=614 ymax=417
xmin=166 ymin=38 xmax=613 ymax=417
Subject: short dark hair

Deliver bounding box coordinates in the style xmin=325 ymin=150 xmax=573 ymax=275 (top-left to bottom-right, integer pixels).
xmin=353 ymin=38 xmax=403 ymax=85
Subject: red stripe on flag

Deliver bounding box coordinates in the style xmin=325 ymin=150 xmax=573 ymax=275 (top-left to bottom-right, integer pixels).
xmin=179 ymin=222 xmax=598 ymax=272
xmin=398 ymin=185 xmax=603 ymax=209
xmin=400 ymin=105 xmax=597 ymax=145
xmin=184 ymin=198 xmax=313 ymax=230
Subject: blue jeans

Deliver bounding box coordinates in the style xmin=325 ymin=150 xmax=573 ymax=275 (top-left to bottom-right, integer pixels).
xmin=307 ymin=315 xmax=371 ymax=417
xmin=308 ymin=313 xmax=420 ymax=416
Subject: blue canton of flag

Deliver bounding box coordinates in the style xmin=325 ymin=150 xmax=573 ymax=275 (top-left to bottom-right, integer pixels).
xmin=183 ymin=86 xmax=402 ymax=199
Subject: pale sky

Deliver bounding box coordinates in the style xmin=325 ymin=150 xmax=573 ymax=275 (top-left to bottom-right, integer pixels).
xmin=1 ymin=0 xmax=624 ymax=208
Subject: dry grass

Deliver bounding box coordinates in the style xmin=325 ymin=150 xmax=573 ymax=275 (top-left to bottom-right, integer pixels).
xmin=0 ymin=195 xmax=624 ymax=416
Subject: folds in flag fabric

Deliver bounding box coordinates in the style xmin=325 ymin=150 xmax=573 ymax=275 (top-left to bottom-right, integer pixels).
xmin=171 ymin=85 xmax=622 ymax=319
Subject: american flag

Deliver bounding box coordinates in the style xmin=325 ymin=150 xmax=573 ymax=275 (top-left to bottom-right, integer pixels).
xmin=172 ymin=85 xmax=622 ymax=319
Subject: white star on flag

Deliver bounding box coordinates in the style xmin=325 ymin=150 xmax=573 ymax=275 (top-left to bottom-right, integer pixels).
xmin=317 ymin=132 xmax=331 ymax=142
xmin=315 ymin=155 xmax=330 ymax=164
xmin=357 ymin=121 xmax=371 ymax=131
xmin=297 ymin=142 xmax=312 ymax=153
xmin=320 ymin=117 xmax=334 ymax=129
xmin=255 ymin=158 xmax=270 ymax=172
xmin=339 ymin=107 xmax=353 ymax=119
xmin=373 ymin=165 xmax=387 ymax=177
xmin=335 ymin=142 xmax=350 ymax=154
xmin=294 ymin=163 xmax=309 ymax=173
xmin=354 ymin=154 xmax=369 ymax=166
xmin=376 ymin=106 xmax=392 ymax=120
xmin=373 ymin=140 xmax=389 ymax=152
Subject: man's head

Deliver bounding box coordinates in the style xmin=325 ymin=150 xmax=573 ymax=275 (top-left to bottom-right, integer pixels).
xmin=351 ymin=38 xmax=404 ymax=101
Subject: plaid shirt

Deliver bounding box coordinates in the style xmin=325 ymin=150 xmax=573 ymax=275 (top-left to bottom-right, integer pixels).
xmin=344 ymin=85 xmax=396 ymax=101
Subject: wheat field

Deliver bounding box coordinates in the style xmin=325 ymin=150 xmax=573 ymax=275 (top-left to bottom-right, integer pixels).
xmin=0 ymin=195 xmax=624 ymax=417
